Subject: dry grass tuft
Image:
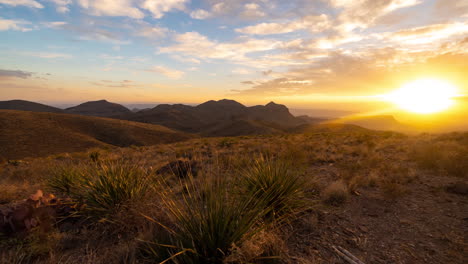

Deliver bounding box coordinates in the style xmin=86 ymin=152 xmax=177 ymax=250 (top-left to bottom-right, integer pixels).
xmin=322 ymin=180 xmax=348 ymax=206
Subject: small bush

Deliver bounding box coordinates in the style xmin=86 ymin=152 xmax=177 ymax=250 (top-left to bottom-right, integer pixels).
xmin=322 ymin=181 xmax=348 ymax=206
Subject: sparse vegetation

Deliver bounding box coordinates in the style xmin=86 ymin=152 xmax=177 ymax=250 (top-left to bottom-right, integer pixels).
xmin=322 ymin=180 xmax=348 ymax=206
xmin=1 ymin=131 xmax=467 ymax=263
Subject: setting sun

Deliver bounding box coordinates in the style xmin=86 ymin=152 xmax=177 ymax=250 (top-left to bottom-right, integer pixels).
xmin=384 ymin=79 xmax=458 ymax=114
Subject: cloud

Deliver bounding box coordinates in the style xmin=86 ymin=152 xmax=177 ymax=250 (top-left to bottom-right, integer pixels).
xmin=384 ymin=22 xmax=468 ymax=45
xmin=134 ymin=24 xmax=169 ymax=39
xmin=141 ymin=0 xmax=188 ymax=19
xmin=91 ymin=79 xmax=139 ymax=88
xmin=328 ymin=0 xmax=423 ymax=31
xmin=0 ymin=0 xmax=43 ymax=8
xmin=190 ymin=9 xmax=211 ymax=19
xmin=236 ymin=14 xmax=330 ymax=35
xmin=21 ymin=52 xmax=72 ymax=59
xmin=45 ymin=0 xmax=71 ymax=13
xmin=147 ymin=66 xmax=185 ymax=79
xmin=232 ymin=68 xmax=251 ymax=75
xmin=433 ymin=0 xmax=468 ymax=20
xmin=159 ymin=31 xmax=280 ymax=63
xmin=240 ymin=3 xmax=265 ymax=18
xmin=49 ymin=21 xmax=130 ymax=44
xmin=0 ymin=69 xmax=33 ymax=79
xmin=235 ymin=41 xmax=468 ymax=97
xmin=41 ymin=21 xmax=68 ymax=28
xmin=77 ymin=0 xmax=144 ymax=19
xmin=0 ymin=18 xmax=33 ymax=32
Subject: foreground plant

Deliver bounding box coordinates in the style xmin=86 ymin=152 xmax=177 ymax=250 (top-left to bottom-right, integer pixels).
xmin=240 ymin=156 xmax=307 ymax=219
xmin=144 ymin=175 xmax=274 ymax=263
xmin=48 ymin=161 xmax=151 ymax=222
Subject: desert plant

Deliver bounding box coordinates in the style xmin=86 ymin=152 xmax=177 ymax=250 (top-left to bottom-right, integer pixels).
xmin=79 ymin=161 xmax=151 ymax=220
xmin=144 ymin=175 xmax=274 ymax=263
xmin=322 ymin=181 xmax=348 ymax=206
xmin=47 ymin=165 xmax=82 ymax=196
xmin=240 ymin=156 xmax=306 ymax=219
xmin=439 ymin=147 xmax=468 ymax=178
xmin=89 ymin=151 xmax=100 ymax=163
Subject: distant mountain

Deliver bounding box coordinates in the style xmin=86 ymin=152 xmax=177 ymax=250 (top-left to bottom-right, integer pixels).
xmin=0 ymin=110 xmax=193 ymax=160
xmin=295 ymin=115 xmax=327 ymax=124
xmin=293 ymin=123 xmax=372 ymax=134
xmin=0 ymin=100 xmax=63 ymax=113
xmin=339 ymin=115 xmax=412 ymax=132
xmin=129 ymin=99 xmax=305 ymax=136
xmin=0 ymin=98 xmax=329 ymax=137
xmin=65 ymin=99 xmax=131 ymax=117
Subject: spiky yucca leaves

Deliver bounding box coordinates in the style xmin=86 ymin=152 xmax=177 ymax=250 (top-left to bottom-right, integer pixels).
xmin=145 ymin=175 xmax=274 ymax=264
xmin=79 ymin=161 xmax=151 ymax=220
xmin=49 ymin=161 xmax=151 ymax=221
xmin=48 ymin=165 xmax=82 ymax=196
xmin=240 ymin=156 xmax=306 ymax=220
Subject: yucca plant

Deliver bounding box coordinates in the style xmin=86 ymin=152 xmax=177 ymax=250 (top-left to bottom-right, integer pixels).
xmin=240 ymin=155 xmax=306 ymax=220
xmin=144 ymin=175 xmax=273 ymax=264
xmin=80 ymin=161 xmax=151 ymax=220
xmin=47 ymin=165 xmax=83 ymax=196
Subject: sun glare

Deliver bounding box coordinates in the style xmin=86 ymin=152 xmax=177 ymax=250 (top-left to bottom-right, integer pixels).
xmin=384 ymin=79 xmax=458 ymax=114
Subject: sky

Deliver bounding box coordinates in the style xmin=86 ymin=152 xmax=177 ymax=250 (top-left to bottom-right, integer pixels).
xmin=0 ymin=0 xmax=467 ymax=116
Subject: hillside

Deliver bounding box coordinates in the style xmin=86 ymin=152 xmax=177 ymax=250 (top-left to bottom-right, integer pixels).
xmin=65 ymin=99 xmax=131 ymax=117
xmin=0 ymin=110 xmax=193 ymax=160
xmin=0 ymin=100 xmax=63 ymax=113
xmin=0 ymin=130 xmax=466 ymax=263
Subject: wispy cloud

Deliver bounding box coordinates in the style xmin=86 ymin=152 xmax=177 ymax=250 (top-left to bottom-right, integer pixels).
xmin=0 ymin=18 xmax=33 ymax=32
xmin=0 ymin=0 xmax=43 ymax=8
xmin=45 ymin=0 xmax=71 ymax=13
xmin=91 ymin=79 xmax=139 ymax=88
xmin=236 ymin=14 xmax=330 ymax=35
xmin=159 ymin=31 xmax=280 ymax=63
xmin=190 ymin=9 xmax=211 ymax=19
xmin=147 ymin=66 xmax=185 ymax=79
xmin=0 ymin=69 xmax=34 ymax=79
xmin=21 ymin=51 xmax=73 ymax=59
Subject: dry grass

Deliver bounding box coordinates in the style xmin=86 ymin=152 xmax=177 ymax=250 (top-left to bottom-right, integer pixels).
xmin=322 ymin=180 xmax=348 ymax=206
xmin=1 ymin=130 xmax=467 ymax=263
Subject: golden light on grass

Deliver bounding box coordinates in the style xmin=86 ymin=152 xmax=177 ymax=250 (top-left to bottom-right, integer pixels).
xmin=384 ymin=79 xmax=458 ymax=114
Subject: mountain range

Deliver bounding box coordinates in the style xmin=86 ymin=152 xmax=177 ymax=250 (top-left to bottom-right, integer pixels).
xmin=0 ymin=99 xmax=410 ymax=136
